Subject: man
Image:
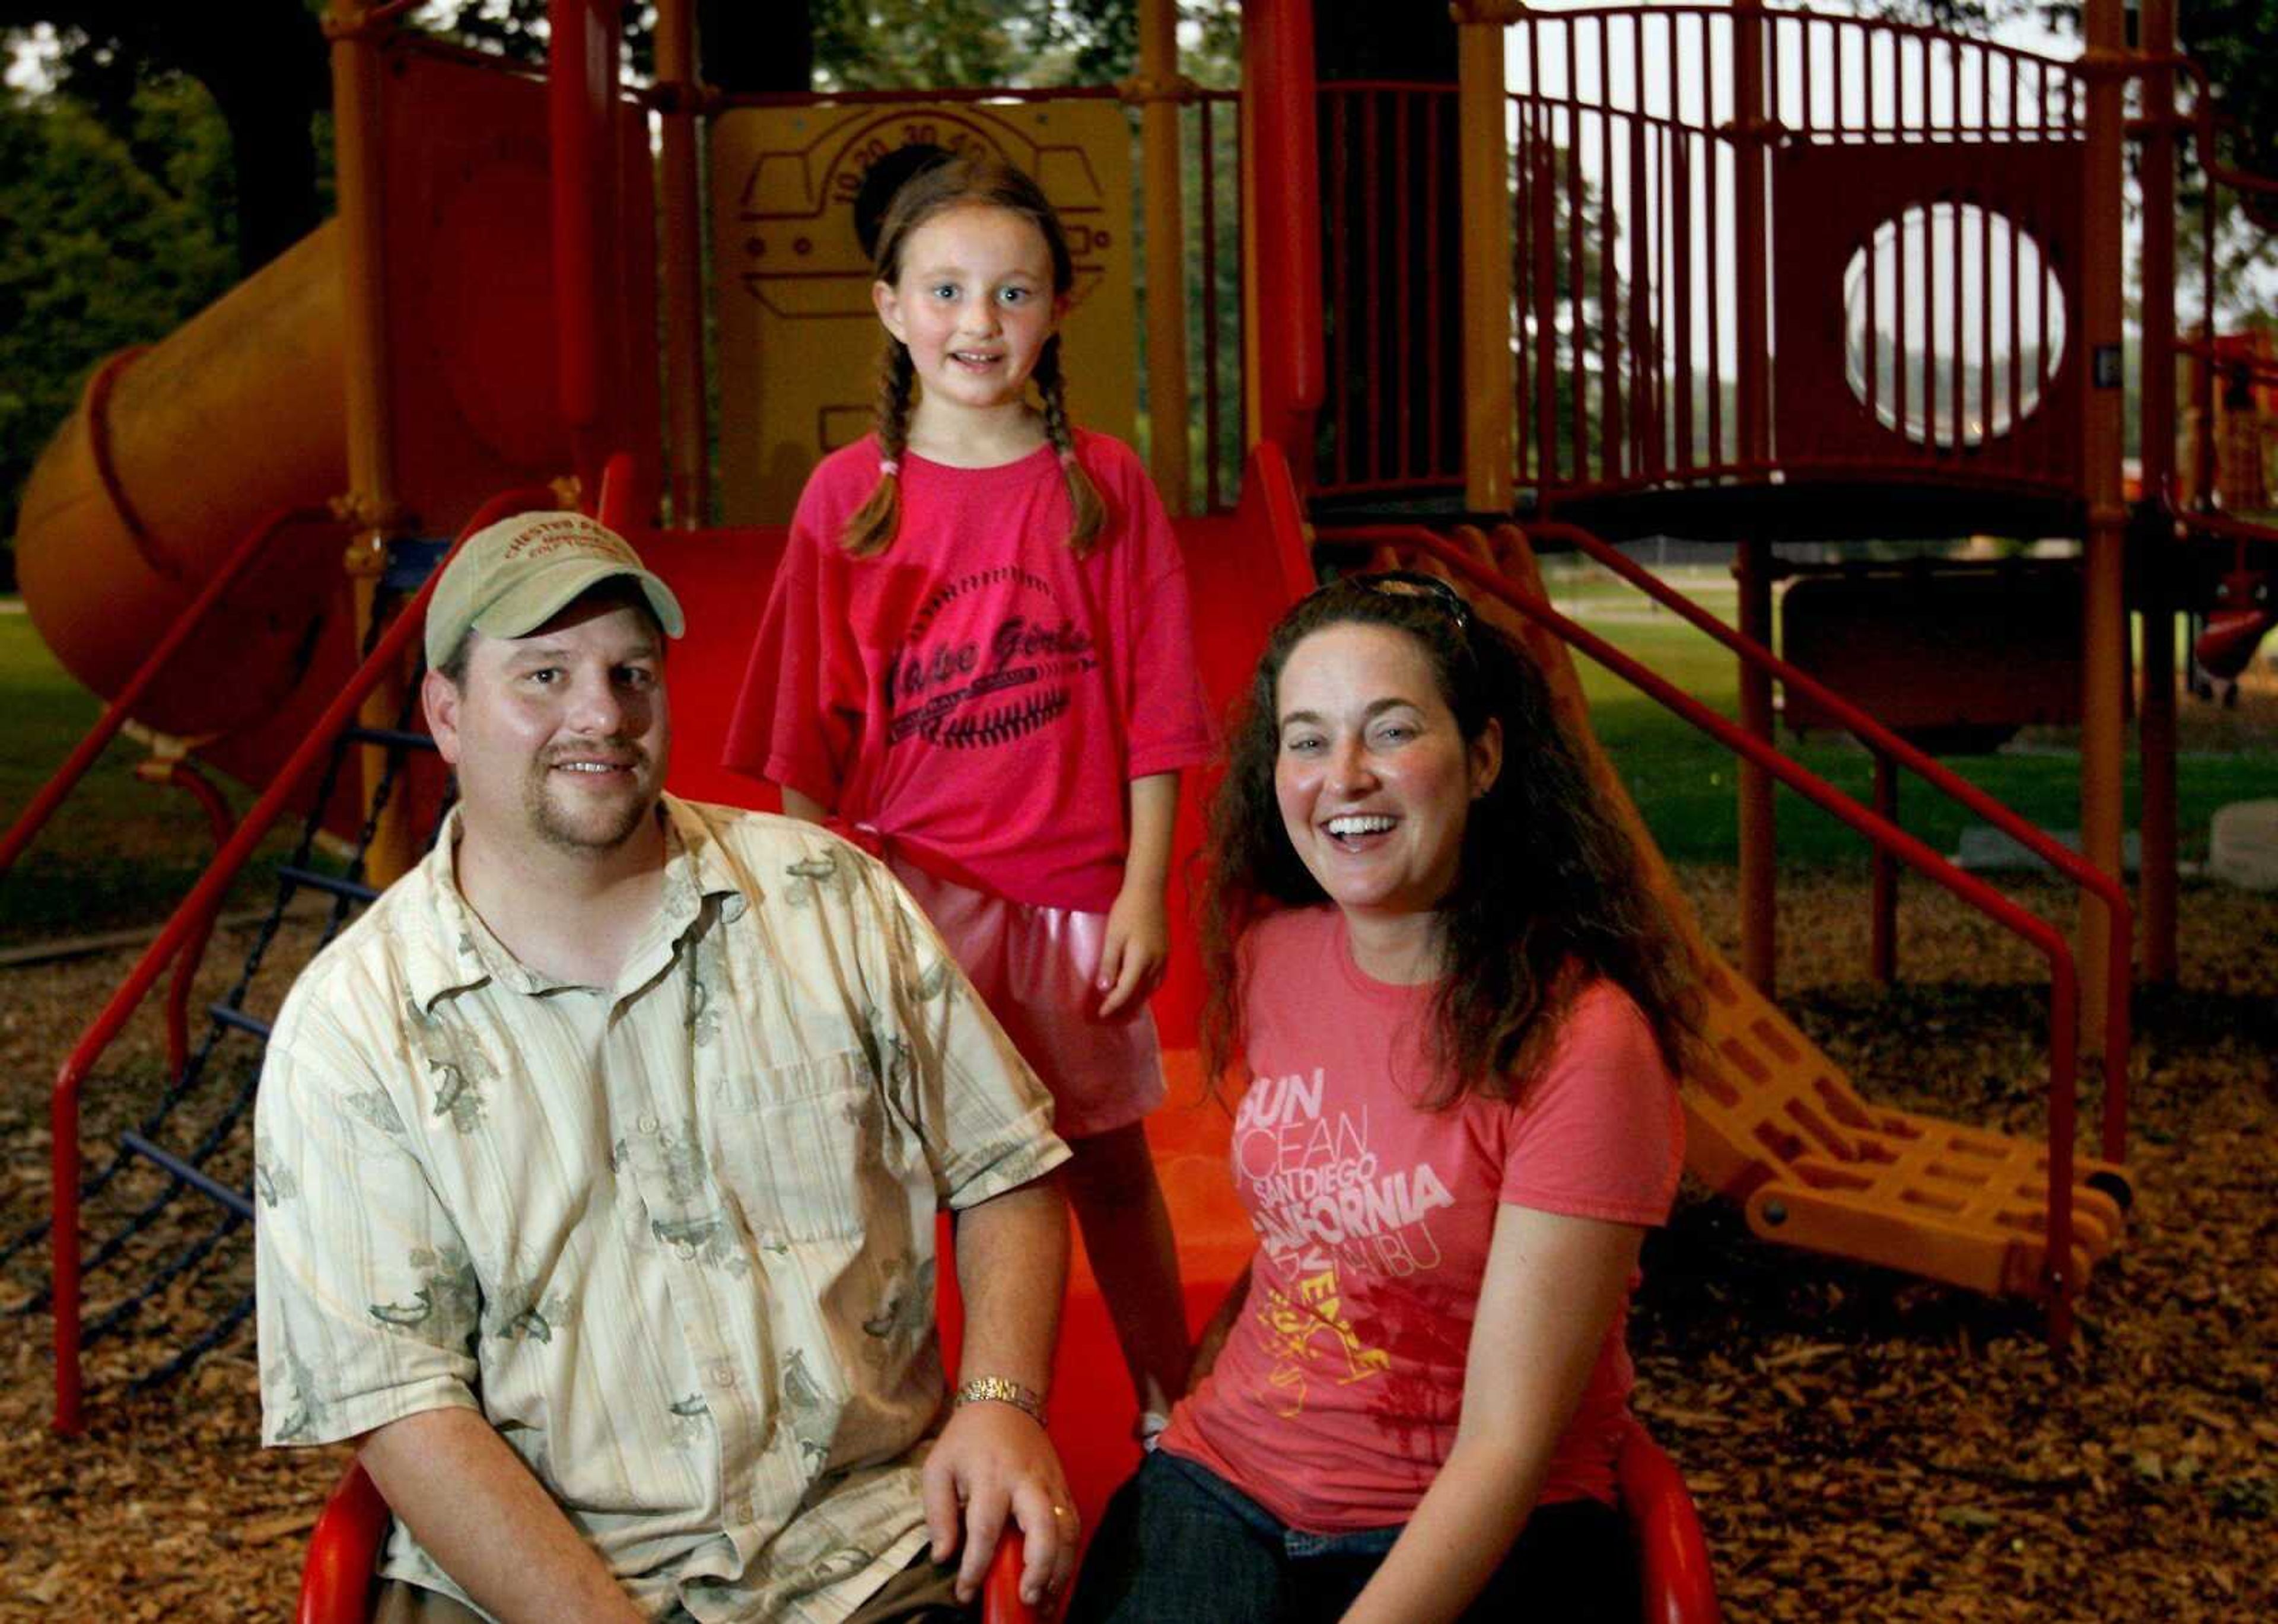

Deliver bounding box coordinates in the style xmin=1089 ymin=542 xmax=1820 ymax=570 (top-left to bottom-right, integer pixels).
xmin=255 ymin=510 xmax=1076 ymax=1622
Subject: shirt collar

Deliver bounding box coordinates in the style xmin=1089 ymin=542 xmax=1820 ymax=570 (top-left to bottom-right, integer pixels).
xmin=402 ymin=795 xmax=747 ymax=1012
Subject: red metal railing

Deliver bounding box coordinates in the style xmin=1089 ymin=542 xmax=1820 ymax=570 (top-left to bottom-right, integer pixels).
xmin=1315 ymin=8 xmax=2089 ymax=504
xmin=1321 ymin=522 xmax=2096 ymax=1342
xmin=147 ymin=762 xmax=240 ymax=1082
xmin=0 ymin=504 xmax=343 ymax=884
xmin=49 ymin=485 xmax=558 ymax=1434
xmin=1512 ymin=518 xmax=2130 ymax=1161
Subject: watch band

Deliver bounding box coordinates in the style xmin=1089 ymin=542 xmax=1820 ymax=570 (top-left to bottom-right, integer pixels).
xmin=955 ymin=1375 xmax=1048 ymax=1428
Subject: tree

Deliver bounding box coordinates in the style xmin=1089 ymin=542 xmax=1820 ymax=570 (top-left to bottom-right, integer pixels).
xmin=0 ymin=1 xmax=326 ymax=275
xmin=0 ymin=75 xmax=236 ymax=555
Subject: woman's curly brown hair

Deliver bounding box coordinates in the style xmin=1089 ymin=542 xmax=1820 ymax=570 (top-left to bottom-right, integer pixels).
xmin=1201 ymin=576 xmax=1698 ymax=1104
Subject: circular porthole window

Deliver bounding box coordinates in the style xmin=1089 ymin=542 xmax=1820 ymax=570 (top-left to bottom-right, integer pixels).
xmin=1842 ymin=202 xmax=2067 ymax=450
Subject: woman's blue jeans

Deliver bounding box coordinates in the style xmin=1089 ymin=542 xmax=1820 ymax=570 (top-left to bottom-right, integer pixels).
xmin=1065 ymin=1449 xmax=1633 ymax=1622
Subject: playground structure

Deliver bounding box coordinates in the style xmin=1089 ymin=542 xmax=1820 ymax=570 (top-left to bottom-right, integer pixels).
xmin=9 ymin=0 xmax=2278 ymax=1599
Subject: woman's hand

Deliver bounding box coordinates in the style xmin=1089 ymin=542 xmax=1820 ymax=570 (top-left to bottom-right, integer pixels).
xmin=1096 ymin=883 xmax=1169 ymax=1017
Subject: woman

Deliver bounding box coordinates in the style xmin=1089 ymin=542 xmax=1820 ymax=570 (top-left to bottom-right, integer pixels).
xmin=1068 ymin=572 xmax=1697 ymax=1622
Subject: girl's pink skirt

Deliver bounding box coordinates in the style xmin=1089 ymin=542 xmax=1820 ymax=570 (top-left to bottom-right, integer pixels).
xmin=889 ymin=856 xmax=1165 ymax=1141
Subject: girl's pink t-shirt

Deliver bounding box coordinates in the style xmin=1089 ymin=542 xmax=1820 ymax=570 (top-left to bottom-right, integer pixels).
xmin=1161 ymin=906 xmax=1684 ymax=1531
xmin=722 ymin=431 xmax=1213 ymax=912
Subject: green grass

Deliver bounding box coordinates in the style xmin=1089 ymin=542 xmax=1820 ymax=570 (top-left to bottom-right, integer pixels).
xmin=2 ymin=584 xmax=2273 ymax=952
xmin=1573 ymin=614 xmax=2278 ymax=866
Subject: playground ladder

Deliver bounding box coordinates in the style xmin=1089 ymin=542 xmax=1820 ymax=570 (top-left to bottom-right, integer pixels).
xmin=28 ymin=488 xmax=552 ymax=1432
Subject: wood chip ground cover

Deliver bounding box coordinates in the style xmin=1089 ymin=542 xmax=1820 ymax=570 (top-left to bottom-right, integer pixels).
xmin=2 ymin=871 xmax=2271 ymax=1620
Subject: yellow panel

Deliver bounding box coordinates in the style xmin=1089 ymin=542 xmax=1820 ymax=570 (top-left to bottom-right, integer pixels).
xmin=711 ymin=100 xmax=1138 ymax=523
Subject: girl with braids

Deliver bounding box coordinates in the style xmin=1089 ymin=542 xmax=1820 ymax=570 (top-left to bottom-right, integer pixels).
xmin=1068 ymin=575 xmax=1698 ymax=1623
xmin=726 ymin=156 xmax=1213 ymax=1437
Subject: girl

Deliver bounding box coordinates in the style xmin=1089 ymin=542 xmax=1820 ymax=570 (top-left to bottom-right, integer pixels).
xmin=725 ymin=157 xmax=1212 ymax=1434
xmin=1068 ymin=574 xmax=1697 ymax=1622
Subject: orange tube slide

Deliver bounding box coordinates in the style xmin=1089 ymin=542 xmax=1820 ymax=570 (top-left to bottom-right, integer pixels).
xmin=13 ymin=225 xmax=350 ymax=740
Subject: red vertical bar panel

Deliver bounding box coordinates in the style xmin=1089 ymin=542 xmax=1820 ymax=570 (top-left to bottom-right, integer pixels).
xmin=1628 ymin=113 xmax=1652 ymax=474
xmin=1656 ymin=120 xmax=1673 ymax=475
xmin=1200 ymin=96 xmax=1222 ymax=511
xmin=1357 ymin=91 xmax=1376 ymax=485
xmin=1514 ymin=85 xmax=1533 ymax=488
xmin=1949 ymin=44 xmax=1965 ymax=456
xmin=1713 ymin=20 xmax=1722 ymax=469
xmin=1330 ymin=92 xmax=1351 ymax=489
xmin=1599 ymin=14 xmax=1621 ymax=484
xmin=1866 ymin=211 xmax=1881 ymax=444
xmin=1533 ymin=103 xmax=1561 ymax=486
xmin=1233 ymin=91 xmax=1247 ymax=491
xmin=1767 ymin=11 xmax=1783 ymax=137
xmin=2050 ymin=107 xmax=2068 ymax=462
xmin=1834 ymin=19 xmax=1848 ymax=140
xmin=1567 ymin=104 xmax=1587 ymax=483
xmin=1981 ymin=164 xmax=1996 ymax=465
xmin=2010 ymin=57 xmax=2022 ymax=448
xmin=1895 ymin=197 xmax=1911 ymax=451
xmin=1395 ymin=92 xmax=1413 ymax=483
xmin=1527 ymin=20 xmax=1549 ymax=486
xmin=1426 ymin=93 xmax=1445 ymax=480
xmin=1672 ymin=130 xmax=1694 ymax=473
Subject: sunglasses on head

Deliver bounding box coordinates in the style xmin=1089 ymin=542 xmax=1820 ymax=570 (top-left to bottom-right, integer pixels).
xmin=1335 ymin=568 xmax=1475 ymax=633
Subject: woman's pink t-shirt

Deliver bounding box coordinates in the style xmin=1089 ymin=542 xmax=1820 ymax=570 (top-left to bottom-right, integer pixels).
xmin=1160 ymin=906 xmax=1684 ymax=1530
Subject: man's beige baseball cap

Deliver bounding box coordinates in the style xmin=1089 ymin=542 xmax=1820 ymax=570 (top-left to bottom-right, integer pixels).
xmin=424 ymin=511 xmax=686 ymax=670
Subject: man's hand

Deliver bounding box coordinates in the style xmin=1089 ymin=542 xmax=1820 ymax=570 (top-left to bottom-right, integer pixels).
xmin=921 ymin=1398 xmax=1078 ymax=1609
xmin=1096 ymin=883 xmax=1168 ymax=1018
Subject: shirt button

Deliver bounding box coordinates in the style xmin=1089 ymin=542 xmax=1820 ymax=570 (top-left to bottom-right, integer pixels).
xmin=637 ymin=1113 xmax=658 ymax=1134
xmin=711 ymin=1363 xmax=736 ymax=1389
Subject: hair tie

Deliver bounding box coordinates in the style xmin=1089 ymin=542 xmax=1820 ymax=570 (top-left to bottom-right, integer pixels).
xmin=878 ymin=458 xmax=900 ymax=476
xmin=1058 ymin=448 xmax=1078 ymax=469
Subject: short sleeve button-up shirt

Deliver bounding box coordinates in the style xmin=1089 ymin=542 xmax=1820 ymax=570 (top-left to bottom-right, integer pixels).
xmin=254 ymin=797 xmax=1069 ymax=1622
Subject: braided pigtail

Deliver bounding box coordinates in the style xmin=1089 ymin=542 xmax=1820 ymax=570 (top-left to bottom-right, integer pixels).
xmin=1033 ymin=336 xmax=1105 ymax=558
xmin=840 ymin=341 xmax=917 ymax=557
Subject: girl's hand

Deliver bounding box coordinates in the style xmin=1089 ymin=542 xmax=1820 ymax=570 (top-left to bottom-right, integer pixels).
xmin=1096 ymin=884 xmax=1169 ymax=1017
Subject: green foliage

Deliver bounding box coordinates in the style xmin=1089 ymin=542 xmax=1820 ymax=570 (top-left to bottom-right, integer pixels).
xmin=807 ymin=1 xmax=1233 ymax=92
xmin=812 ymin=0 xmax=1023 ymax=91
xmin=0 ymin=74 xmax=236 ymax=553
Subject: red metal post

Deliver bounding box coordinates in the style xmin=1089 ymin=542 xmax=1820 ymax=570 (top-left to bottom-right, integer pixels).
xmin=655 ymin=0 xmax=710 ymax=527
xmin=1243 ymin=0 xmax=1323 ymax=478
xmin=1735 ymin=538 xmax=1777 ymax=994
xmin=152 ymin=762 xmax=238 ymax=1081
xmin=1456 ymin=3 xmax=1513 ymax=510
xmin=549 ymin=0 xmax=631 ymax=501
xmin=2137 ymin=0 xmax=2180 ymax=983
xmin=2077 ymin=0 xmax=2130 ymax=1059
xmin=1870 ymin=751 xmax=1898 ymax=985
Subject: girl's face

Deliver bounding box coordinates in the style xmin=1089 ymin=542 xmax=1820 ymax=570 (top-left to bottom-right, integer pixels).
xmin=1272 ymin=622 xmax=1501 ymax=932
xmin=873 ymin=204 xmax=1065 ymax=421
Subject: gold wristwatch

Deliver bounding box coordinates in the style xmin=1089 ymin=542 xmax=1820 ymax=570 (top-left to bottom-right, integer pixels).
xmin=955 ymin=1375 xmax=1048 ymax=1427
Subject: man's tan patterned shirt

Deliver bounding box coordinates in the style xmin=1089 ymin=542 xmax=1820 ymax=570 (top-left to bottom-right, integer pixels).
xmin=255 ymin=797 xmax=1067 ymax=1621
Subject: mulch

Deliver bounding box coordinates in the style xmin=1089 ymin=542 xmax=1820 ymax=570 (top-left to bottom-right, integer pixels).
xmin=1 ymin=865 xmax=2272 ymax=1622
